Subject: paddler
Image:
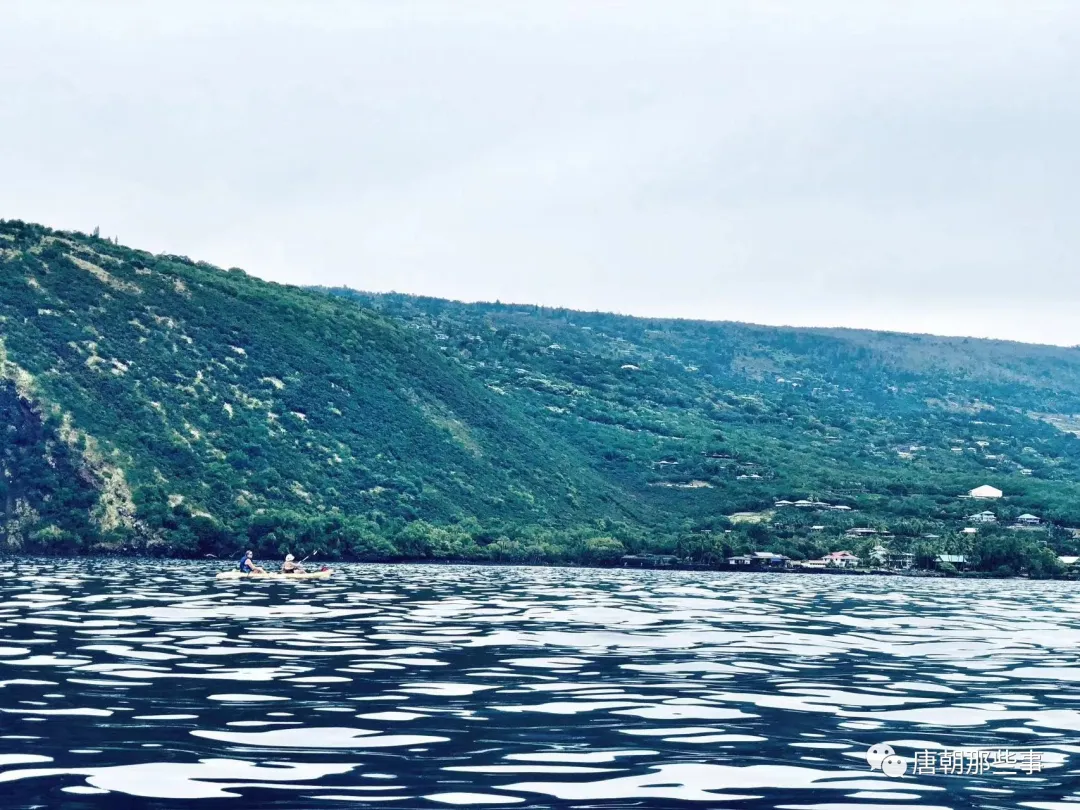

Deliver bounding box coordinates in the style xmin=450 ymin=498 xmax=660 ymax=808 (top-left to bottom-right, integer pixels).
xmin=281 ymin=553 xmax=305 ymax=574
xmin=239 ymin=550 xmax=266 ymax=574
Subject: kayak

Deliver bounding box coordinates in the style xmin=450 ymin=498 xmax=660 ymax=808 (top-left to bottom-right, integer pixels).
xmin=216 ymin=570 xmax=333 ymax=581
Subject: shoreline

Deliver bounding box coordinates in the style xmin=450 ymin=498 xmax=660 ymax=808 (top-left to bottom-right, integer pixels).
xmin=4 ymin=553 xmax=1072 ymax=581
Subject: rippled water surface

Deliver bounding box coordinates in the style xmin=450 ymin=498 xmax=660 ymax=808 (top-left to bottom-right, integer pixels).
xmin=2 ymin=561 xmax=1079 ymax=809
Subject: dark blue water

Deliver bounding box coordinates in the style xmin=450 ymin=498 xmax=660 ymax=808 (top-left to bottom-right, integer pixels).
xmin=1 ymin=560 xmax=1078 ymax=808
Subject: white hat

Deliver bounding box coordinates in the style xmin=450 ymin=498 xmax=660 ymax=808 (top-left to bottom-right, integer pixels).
xmin=285 ymin=554 xmax=294 ymax=562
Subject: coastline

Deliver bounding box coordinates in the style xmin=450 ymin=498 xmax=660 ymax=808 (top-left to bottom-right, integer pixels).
xmin=4 ymin=553 xmax=1072 ymax=581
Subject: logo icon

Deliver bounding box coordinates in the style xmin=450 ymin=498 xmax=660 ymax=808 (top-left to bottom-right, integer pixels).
xmin=867 ymin=743 xmax=907 ymax=777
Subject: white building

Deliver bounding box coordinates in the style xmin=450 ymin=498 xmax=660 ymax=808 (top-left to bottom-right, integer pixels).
xmin=968 ymin=511 xmax=997 ymax=524
xmin=969 ymin=485 xmax=1003 ymax=499
xmin=823 ymin=551 xmax=861 ymax=568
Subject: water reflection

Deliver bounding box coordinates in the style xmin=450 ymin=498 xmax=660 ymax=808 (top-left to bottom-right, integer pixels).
xmin=0 ymin=560 xmax=1077 ymax=807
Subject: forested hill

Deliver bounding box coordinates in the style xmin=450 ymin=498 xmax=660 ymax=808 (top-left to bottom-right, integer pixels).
xmin=319 ymin=290 xmax=1080 ymax=566
xmin=0 ymin=220 xmax=628 ymax=557
xmin=2 ymin=219 xmax=1080 ymax=570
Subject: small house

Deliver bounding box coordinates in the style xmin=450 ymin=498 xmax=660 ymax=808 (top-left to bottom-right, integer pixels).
xmin=888 ymin=551 xmax=915 ymax=570
xmin=1015 ymin=513 xmax=1042 ymax=527
xmin=937 ymin=554 xmax=969 ymax=570
xmin=968 ymin=485 xmax=1003 ymax=499
xmin=845 ymin=527 xmax=879 ymax=537
xmin=961 ymin=527 xmax=978 ymax=535
xmin=727 ymin=552 xmax=789 ymax=568
xmin=968 ymin=511 xmax=997 ymax=524
xmin=751 ymin=551 xmax=790 ymax=567
xmin=869 ymin=546 xmax=915 ymax=570
xmin=823 ymin=550 xmax=860 ymax=568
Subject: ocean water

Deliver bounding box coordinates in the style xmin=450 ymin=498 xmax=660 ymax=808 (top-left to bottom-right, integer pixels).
xmin=0 ymin=560 xmax=1078 ymax=809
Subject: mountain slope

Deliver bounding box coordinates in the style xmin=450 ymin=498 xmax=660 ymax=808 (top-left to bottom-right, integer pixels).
xmin=323 ymin=291 xmax=1080 ymax=535
xmin=3 ymin=218 xmax=1079 ymax=572
xmin=0 ymin=220 xmax=627 ymax=555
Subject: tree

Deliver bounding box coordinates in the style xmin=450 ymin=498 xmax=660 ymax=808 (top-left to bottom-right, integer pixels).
xmin=582 ymin=537 xmax=625 ymax=565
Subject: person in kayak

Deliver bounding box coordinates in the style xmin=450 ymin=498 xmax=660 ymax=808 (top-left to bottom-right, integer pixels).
xmin=239 ymin=550 xmax=266 ymax=574
xmin=281 ymin=554 xmax=305 ymax=574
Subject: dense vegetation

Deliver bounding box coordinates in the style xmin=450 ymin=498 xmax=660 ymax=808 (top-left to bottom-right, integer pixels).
xmin=3 ymin=219 xmax=1080 ymax=576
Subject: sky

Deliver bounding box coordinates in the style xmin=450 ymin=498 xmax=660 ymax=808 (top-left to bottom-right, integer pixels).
xmin=1 ymin=1 xmax=1077 ymax=345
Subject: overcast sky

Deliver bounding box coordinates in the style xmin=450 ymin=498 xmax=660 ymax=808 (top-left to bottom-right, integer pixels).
xmin=2 ymin=2 xmax=1077 ymax=345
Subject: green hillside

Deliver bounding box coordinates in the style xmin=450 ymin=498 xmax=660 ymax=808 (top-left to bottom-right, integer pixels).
xmin=321 ymin=290 xmax=1080 ymax=571
xmin=0 ymin=220 xmax=628 ymax=558
xmin=2 ymin=219 xmax=1079 ymax=573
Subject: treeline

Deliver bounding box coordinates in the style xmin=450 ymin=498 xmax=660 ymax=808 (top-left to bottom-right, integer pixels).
xmin=7 ymin=501 xmax=1074 ymax=579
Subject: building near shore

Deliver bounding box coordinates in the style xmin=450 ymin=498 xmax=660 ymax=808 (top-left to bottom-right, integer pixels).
xmin=727 ymin=551 xmax=790 ymax=568
xmin=870 ymin=545 xmax=915 ymax=570
xmin=937 ymin=554 xmax=969 ymax=570
xmin=823 ymin=550 xmax=860 ymax=568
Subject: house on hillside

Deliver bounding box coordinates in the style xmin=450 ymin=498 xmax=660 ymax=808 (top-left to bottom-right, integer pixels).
xmin=774 ymin=500 xmax=794 ymax=507
xmin=1015 ymin=513 xmax=1042 ymax=527
xmin=823 ymin=550 xmax=860 ymax=568
xmin=968 ymin=485 xmax=1003 ymax=499
xmin=830 ymin=505 xmax=853 ymax=512
xmin=845 ymin=528 xmax=879 ymax=538
xmin=961 ymin=527 xmax=978 ymax=535
xmin=1059 ymin=556 xmax=1079 ymax=568
xmin=968 ymin=511 xmax=997 ymax=524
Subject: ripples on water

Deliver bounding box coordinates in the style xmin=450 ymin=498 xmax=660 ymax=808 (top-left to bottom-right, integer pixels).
xmin=1 ymin=561 xmax=1079 ymax=808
